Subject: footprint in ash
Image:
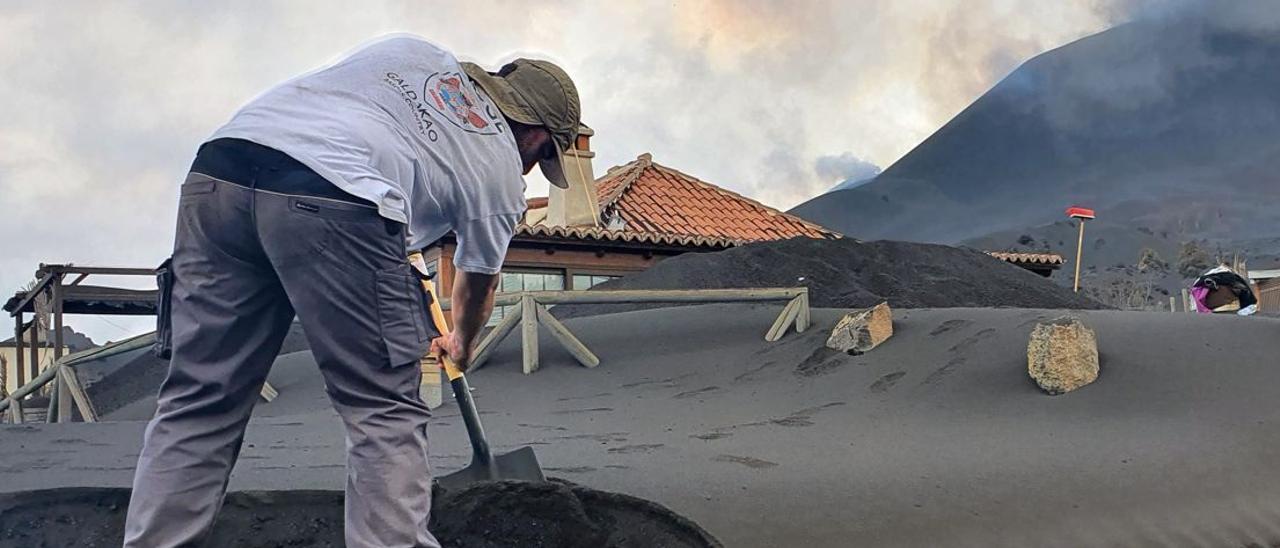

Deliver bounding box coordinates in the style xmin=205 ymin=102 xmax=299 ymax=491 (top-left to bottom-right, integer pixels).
xmin=869 ymin=371 xmax=906 ymax=393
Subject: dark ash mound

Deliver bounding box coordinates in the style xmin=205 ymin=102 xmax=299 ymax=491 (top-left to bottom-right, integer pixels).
xmin=0 ymin=481 xmax=720 ymax=548
xmin=79 ymin=350 xmax=168 ymax=419
xmin=557 ymin=238 xmax=1104 ymax=318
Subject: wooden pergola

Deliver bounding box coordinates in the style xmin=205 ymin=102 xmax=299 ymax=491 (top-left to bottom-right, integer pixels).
xmin=3 ymin=264 xmax=156 ymax=422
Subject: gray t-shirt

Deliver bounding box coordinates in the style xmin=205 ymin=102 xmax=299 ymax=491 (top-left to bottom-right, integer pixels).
xmin=209 ymin=35 xmax=526 ymax=274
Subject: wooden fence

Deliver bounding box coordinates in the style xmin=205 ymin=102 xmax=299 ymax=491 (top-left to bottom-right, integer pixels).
xmin=447 ymin=287 xmax=811 ymax=374
xmin=0 ymin=333 xmax=276 ymax=425
xmin=2 ymin=286 xmax=812 ymax=422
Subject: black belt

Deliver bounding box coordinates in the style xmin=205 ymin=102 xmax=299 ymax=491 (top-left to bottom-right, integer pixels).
xmin=190 ymin=138 xmax=373 ymax=206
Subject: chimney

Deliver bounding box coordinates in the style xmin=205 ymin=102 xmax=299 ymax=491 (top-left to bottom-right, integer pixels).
xmin=547 ymin=125 xmax=599 ymax=227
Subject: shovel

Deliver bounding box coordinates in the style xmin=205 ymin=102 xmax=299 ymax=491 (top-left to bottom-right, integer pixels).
xmin=419 ymin=276 xmax=545 ymax=489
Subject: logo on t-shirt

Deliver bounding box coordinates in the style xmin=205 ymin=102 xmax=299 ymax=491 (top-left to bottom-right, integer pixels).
xmin=425 ymin=72 xmax=504 ymax=135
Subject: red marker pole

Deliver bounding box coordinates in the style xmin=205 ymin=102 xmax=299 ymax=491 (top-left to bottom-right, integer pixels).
xmin=1066 ymin=207 xmax=1096 ymax=293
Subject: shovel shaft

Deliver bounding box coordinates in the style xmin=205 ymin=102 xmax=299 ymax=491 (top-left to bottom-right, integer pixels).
xmin=414 ymin=265 xmax=496 ymax=467
xmin=449 ymin=374 xmax=494 ymax=465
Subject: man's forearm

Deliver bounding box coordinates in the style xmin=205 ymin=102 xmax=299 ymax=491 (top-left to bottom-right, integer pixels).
xmin=450 ymin=271 xmax=500 ymax=349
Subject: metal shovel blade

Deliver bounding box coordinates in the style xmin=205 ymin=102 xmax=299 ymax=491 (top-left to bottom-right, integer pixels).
xmin=437 ymin=446 xmax=544 ymax=490
xmin=434 ymin=364 xmax=544 ymax=490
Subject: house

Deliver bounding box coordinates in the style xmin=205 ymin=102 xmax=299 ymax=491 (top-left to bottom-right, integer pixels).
xmin=416 ymin=126 xmax=840 ymax=318
xmin=1249 ymin=269 xmax=1280 ymax=312
xmin=1 ymin=337 xmax=69 ymax=395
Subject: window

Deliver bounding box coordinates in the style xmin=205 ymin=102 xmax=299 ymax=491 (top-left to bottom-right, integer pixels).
xmin=501 ymin=270 xmax=564 ymax=293
xmin=488 ymin=269 xmax=564 ymax=325
xmin=572 ymin=274 xmax=620 ymax=290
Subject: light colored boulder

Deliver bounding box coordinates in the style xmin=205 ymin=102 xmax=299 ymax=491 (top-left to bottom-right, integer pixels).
xmin=1027 ymin=317 xmax=1099 ymax=395
xmin=826 ymin=302 xmax=893 ymax=355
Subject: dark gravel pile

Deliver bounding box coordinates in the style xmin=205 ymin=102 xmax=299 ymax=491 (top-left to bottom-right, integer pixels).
xmin=556 ymin=237 xmax=1105 ymax=318
xmin=79 ymin=350 xmax=167 ymax=418
xmin=0 ymin=481 xmax=721 ymax=548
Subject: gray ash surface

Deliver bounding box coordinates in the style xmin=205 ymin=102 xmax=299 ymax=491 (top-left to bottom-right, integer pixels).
xmin=557 ymin=238 xmax=1104 ymax=318
xmin=0 ymin=481 xmax=720 ymax=548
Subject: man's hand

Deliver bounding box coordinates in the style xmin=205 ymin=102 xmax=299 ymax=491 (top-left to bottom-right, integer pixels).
xmin=430 ymin=332 xmax=472 ymax=373
xmin=438 ymin=270 xmax=499 ymax=375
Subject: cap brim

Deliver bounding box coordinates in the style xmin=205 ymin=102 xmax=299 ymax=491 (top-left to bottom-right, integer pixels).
xmin=539 ymin=148 xmax=570 ymax=189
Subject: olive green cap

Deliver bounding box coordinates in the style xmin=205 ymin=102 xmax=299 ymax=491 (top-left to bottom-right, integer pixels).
xmin=462 ymin=58 xmax=581 ymax=188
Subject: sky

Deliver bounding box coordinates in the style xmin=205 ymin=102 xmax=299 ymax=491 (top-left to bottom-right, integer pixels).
xmin=0 ymin=0 xmax=1172 ymax=343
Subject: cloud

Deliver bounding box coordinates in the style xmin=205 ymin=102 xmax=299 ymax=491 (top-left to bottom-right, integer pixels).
xmin=0 ymin=0 xmax=1150 ymax=342
xmin=814 ymin=153 xmax=882 ymax=187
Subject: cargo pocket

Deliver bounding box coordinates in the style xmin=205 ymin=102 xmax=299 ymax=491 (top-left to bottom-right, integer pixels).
xmin=375 ymin=264 xmax=431 ymax=367
xmin=153 ymin=257 xmax=174 ymax=359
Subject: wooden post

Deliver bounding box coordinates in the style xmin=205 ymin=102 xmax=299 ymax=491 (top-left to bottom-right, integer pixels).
xmin=534 ymin=303 xmax=599 ymax=368
xmin=1169 ymin=296 xmax=1176 ymax=313
xmin=1182 ymin=288 xmax=1192 ymax=314
xmin=1073 ymin=218 xmax=1087 ymax=292
xmin=57 ymin=365 xmax=97 ymax=423
xmin=52 ymin=274 xmax=64 ymax=362
xmin=9 ymin=397 xmax=23 ymax=424
xmin=45 ymin=383 xmax=57 ymax=423
xmin=469 ymin=305 xmax=524 ymax=371
xmin=520 ymin=294 xmax=539 ymax=374
xmin=13 ymin=315 xmax=24 ymax=388
xmin=795 ymin=291 xmax=811 ymax=333
xmin=54 ymin=276 xmax=72 ymax=423
xmin=29 ymin=318 xmax=40 ymax=399
xmin=766 ymin=297 xmax=802 ymax=342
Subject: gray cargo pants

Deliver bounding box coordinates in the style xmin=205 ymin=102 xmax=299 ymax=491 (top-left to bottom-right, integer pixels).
xmin=124 ymin=171 xmax=441 ymax=548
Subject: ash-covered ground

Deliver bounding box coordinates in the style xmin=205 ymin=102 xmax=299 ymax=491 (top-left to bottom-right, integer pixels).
xmin=5 ymin=305 xmax=1280 ymax=546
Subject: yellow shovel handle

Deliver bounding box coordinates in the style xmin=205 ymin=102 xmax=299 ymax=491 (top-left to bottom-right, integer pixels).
xmin=411 ymin=253 xmax=465 ymax=382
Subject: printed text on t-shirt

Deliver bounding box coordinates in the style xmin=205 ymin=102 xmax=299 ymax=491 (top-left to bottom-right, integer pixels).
xmin=383 ymin=71 xmax=439 ymax=142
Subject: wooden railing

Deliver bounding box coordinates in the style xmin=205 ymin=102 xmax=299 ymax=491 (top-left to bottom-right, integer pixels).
xmin=1 ymin=332 xmax=278 ymax=425
xmin=447 ymin=287 xmax=811 ymax=374
xmin=0 ymin=338 xmax=120 ymax=424
xmin=5 ymin=264 xmax=156 ymax=423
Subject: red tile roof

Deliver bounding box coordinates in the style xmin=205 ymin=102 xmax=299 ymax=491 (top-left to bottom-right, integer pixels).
xmin=987 ymin=251 xmax=1065 ymax=266
xmin=515 ymin=223 xmax=743 ymax=248
xmin=519 ymin=153 xmax=839 ymax=248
